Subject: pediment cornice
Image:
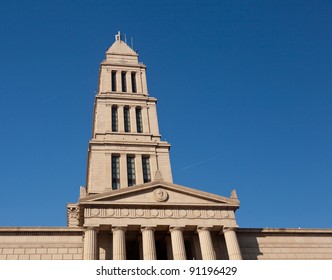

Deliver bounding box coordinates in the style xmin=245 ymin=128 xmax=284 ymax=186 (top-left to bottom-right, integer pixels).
xmin=79 ymin=181 xmax=239 ymax=209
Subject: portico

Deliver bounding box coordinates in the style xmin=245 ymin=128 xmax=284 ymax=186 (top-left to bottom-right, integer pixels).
xmin=69 ymin=181 xmax=242 ymax=260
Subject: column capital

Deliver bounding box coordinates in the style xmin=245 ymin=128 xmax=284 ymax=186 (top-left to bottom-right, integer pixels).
xmin=141 ymin=226 xmax=156 ymax=233
xmin=197 ymin=227 xmax=213 ymax=233
xmin=112 ymin=226 xmax=127 ymax=233
xmin=223 ymin=227 xmax=238 ymax=233
xmin=84 ymin=227 xmax=99 ymax=233
xmin=169 ymin=226 xmax=185 ymax=233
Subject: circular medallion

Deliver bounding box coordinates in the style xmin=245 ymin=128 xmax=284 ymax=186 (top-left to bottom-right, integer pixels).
xmin=91 ymin=208 xmax=100 ymax=216
xmin=165 ymin=209 xmax=173 ymax=217
xmin=179 ymin=209 xmax=187 ymax=217
xmin=193 ymin=210 xmax=201 ymax=218
xmin=135 ymin=209 xmax=144 ymax=217
xmin=221 ymin=211 xmax=229 ymax=218
xmin=207 ymin=210 xmax=215 ymax=218
xmin=150 ymin=209 xmax=159 ymax=217
xmin=121 ymin=209 xmax=129 ymax=216
xmin=106 ymin=209 xmax=115 ymax=216
xmin=153 ymin=188 xmax=169 ymax=202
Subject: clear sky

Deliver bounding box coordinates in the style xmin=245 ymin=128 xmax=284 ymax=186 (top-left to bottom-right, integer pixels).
xmin=0 ymin=0 xmax=331 ymax=228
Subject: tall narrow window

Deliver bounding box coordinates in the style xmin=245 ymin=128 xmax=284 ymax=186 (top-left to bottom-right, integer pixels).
xmin=127 ymin=155 xmax=136 ymax=186
xmin=136 ymin=107 xmax=143 ymax=133
xmin=142 ymin=156 xmax=151 ymax=183
xmin=112 ymin=106 xmax=118 ymax=132
xmin=111 ymin=71 xmax=117 ymax=91
xmin=112 ymin=155 xmax=120 ymax=190
xmin=131 ymin=72 xmax=137 ymax=93
xmin=121 ymin=71 xmax=127 ymax=92
xmin=124 ymin=106 xmax=131 ymax=132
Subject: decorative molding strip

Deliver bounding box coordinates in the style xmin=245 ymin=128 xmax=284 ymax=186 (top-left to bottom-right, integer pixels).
xmin=84 ymin=207 xmax=233 ymax=220
xmin=0 ymin=230 xmax=83 ymax=236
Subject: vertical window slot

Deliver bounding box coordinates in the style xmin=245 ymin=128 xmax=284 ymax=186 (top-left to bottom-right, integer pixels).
xmin=124 ymin=106 xmax=131 ymax=132
xmin=127 ymin=156 xmax=136 ymax=186
xmin=111 ymin=71 xmax=117 ymax=91
xmin=112 ymin=106 xmax=118 ymax=132
xmin=136 ymin=107 xmax=143 ymax=133
xmin=142 ymin=156 xmax=151 ymax=183
xmin=112 ymin=155 xmax=120 ymax=190
xmin=121 ymin=71 xmax=127 ymax=92
xmin=131 ymin=72 xmax=137 ymax=93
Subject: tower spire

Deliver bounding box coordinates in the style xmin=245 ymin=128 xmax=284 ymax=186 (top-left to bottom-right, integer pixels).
xmin=115 ymin=31 xmax=121 ymax=41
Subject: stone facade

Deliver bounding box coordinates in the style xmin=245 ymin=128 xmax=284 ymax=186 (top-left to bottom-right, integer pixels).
xmin=238 ymin=228 xmax=332 ymax=260
xmin=0 ymin=228 xmax=83 ymax=260
xmin=0 ymin=32 xmax=331 ymax=260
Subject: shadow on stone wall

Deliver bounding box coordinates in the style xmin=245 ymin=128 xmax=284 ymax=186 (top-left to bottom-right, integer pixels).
xmin=237 ymin=228 xmax=264 ymax=260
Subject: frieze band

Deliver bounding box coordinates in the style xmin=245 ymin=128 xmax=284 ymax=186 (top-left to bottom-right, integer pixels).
xmin=84 ymin=208 xmax=233 ymax=220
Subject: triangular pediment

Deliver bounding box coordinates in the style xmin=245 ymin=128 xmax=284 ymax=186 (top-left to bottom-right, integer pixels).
xmin=106 ymin=40 xmax=137 ymax=57
xmin=80 ymin=181 xmax=239 ymax=208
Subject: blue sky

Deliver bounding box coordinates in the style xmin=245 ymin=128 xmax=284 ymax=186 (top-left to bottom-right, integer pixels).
xmin=0 ymin=0 xmax=331 ymax=228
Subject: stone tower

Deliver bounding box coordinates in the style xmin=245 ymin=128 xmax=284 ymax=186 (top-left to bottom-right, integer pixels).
xmin=67 ymin=33 xmax=242 ymax=260
xmin=87 ymin=32 xmax=173 ymax=194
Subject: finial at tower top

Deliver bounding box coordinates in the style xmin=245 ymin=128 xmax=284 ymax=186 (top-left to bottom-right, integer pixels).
xmin=115 ymin=31 xmax=121 ymax=41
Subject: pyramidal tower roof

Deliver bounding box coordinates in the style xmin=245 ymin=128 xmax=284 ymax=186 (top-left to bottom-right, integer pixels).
xmin=106 ymin=31 xmax=138 ymax=58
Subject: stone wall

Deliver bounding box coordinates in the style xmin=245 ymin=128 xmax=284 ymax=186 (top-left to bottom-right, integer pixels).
xmin=237 ymin=228 xmax=332 ymax=260
xmin=0 ymin=228 xmax=83 ymax=260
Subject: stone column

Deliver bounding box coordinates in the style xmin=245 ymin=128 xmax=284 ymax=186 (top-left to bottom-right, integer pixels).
xmin=170 ymin=227 xmax=187 ymax=260
xmin=105 ymin=153 xmax=111 ymax=190
xmin=141 ymin=70 xmax=148 ymax=95
xmin=112 ymin=227 xmax=127 ymax=260
xmin=116 ymin=71 xmax=121 ymax=92
xmin=223 ymin=227 xmax=242 ymax=260
xmin=141 ymin=227 xmax=157 ymax=260
xmin=142 ymin=106 xmax=149 ymax=133
xmin=149 ymin=155 xmax=158 ymax=181
xmin=130 ymin=106 xmax=137 ymax=133
xmin=119 ymin=154 xmax=128 ymax=188
xmin=106 ymin=104 xmax=111 ymax=132
xmin=118 ymin=105 xmax=124 ymax=132
xmin=83 ymin=227 xmax=98 ymax=260
xmin=136 ymin=71 xmax=142 ymax=93
xmin=197 ymin=227 xmax=216 ymax=260
xmin=135 ymin=155 xmax=143 ymax=185
xmin=126 ymin=71 xmax=132 ymax=93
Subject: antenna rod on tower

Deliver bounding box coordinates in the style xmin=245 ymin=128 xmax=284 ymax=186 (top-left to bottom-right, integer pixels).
xmin=131 ymin=37 xmax=134 ymax=49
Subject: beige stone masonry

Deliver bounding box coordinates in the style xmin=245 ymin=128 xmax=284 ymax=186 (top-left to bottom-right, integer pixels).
xmin=170 ymin=227 xmax=187 ymax=260
xmin=0 ymin=228 xmax=83 ymax=260
xmin=197 ymin=227 xmax=216 ymax=260
xmin=83 ymin=227 xmax=97 ymax=260
xmin=141 ymin=227 xmax=157 ymax=260
xmin=223 ymin=227 xmax=242 ymax=260
xmin=112 ymin=227 xmax=126 ymax=260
